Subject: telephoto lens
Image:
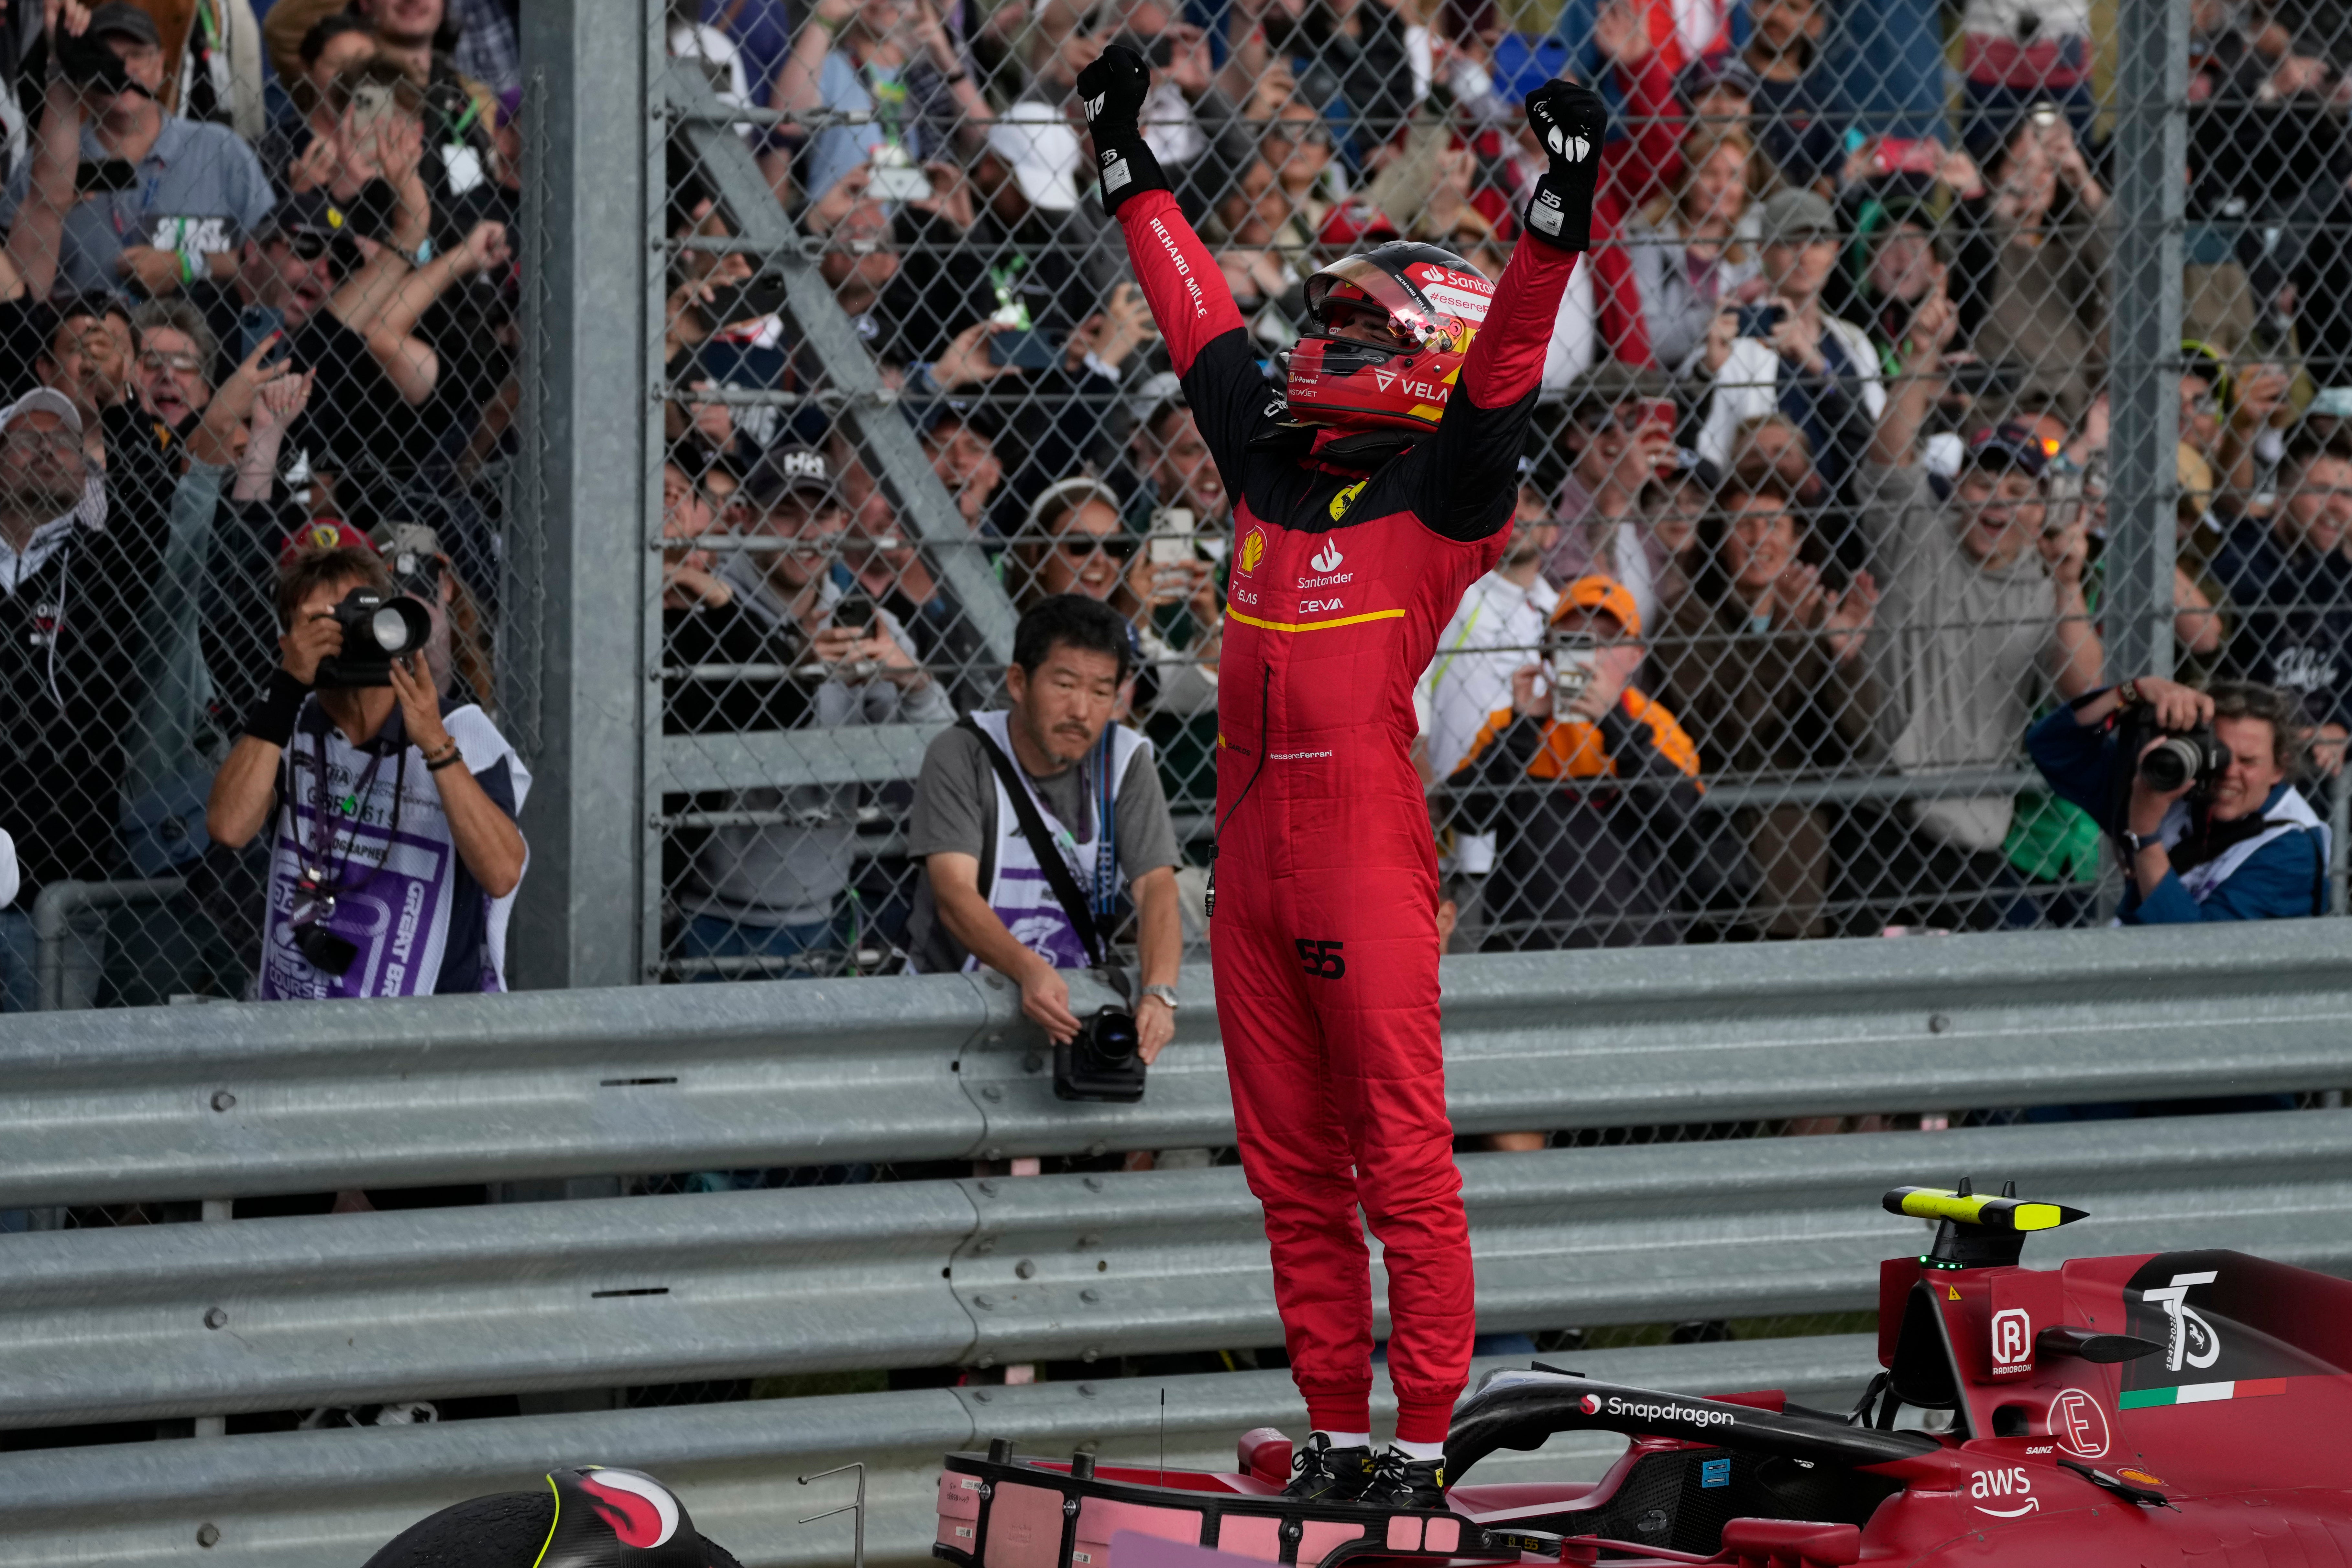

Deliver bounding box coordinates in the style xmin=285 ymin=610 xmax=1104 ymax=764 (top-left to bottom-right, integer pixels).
xmin=316 ymin=587 xmax=434 ymax=688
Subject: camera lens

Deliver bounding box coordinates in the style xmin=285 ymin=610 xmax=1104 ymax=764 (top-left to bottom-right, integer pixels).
xmin=1080 ymin=1007 xmax=1140 ymax=1069
xmin=370 ymin=606 xmax=413 ymax=651
xmin=2139 ymin=738 xmax=2194 ymax=793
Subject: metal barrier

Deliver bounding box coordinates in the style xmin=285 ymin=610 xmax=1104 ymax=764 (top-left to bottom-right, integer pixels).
xmin=5 ymin=1106 xmax=2349 ymax=1431
xmin=7 ymin=925 xmax=2352 ymax=1209
xmin=0 ymin=1337 xmax=1878 ymax=1568
xmin=28 ymin=877 xmax=187 ymax=1013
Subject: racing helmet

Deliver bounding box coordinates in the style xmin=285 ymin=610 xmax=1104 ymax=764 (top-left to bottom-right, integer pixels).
xmin=1282 ymin=242 xmax=1495 ymax=436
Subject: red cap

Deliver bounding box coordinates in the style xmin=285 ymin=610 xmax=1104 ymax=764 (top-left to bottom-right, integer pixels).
xmin=1318 ymin=201 xmax=1401 ymax=252
xmin=278 ymin=518 xmax=378 ymax=564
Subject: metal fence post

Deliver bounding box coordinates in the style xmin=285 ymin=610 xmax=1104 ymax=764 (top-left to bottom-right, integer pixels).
xmin=510 ymin=0 xmax=656 ymax=989
xmin=2102 ymin=0 xmax=2190 ymax=682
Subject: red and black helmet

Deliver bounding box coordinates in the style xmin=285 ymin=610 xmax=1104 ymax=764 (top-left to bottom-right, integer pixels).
xmin=1281 ymin=242 xmax=1496 ymax=436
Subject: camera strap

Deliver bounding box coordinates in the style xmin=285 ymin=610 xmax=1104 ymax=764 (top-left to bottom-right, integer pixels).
xmin=961 ymin=715 xmax=1114 ymax=970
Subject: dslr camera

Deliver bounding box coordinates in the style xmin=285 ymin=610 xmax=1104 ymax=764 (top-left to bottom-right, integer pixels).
xmin=316 ymin=587 xmax=433 ymax=689
xmin=1055 ymin=1003 xmax=1147 ymax=1103
xmin=2114 ymin=701 xmax=2229 ymax=797
xmin=2139 ymin=726 xmax=2230 ymax=794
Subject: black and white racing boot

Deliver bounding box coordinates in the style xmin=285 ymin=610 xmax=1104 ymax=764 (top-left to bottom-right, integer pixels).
xmin=1281 ymin=1432 xmax=1375 ymax=1503
xmin=1360 ymin=1446 xmax=1449 ymax=1511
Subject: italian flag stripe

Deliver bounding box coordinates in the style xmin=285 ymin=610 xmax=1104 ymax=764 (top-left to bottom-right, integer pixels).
xmin=2120 ymin=1378 xmax=2288 ymax=1409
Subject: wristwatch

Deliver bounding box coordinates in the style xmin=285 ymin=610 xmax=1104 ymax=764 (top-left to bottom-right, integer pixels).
xmin=2117 ymin=679 xmax=2141 ymax=709
xmin=2120 ymin=829 xmax=2158 ymax=855
xmin=1140 ymin=983 xmax=1180 ymax=1013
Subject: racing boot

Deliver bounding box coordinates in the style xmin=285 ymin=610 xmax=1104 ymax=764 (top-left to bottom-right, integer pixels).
xmin=1359 ymin=1446 xmax=1448 ymax=1511
xmin=1281 ymin=1433 xmax=1375 ymax=1503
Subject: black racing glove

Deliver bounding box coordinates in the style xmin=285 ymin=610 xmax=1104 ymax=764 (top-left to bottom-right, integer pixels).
xmin=1521 ymin=80 xmax=1609 ymax=252
xmin=1076 ymin=44 xmax=1171 ymax=216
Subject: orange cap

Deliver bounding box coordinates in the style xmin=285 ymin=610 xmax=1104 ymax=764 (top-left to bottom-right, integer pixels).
xmin=1551 ymin=574 xmax=1641 ymax=638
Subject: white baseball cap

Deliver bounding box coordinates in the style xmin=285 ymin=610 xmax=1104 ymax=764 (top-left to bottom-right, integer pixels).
xmin=988 ymin=101 xmax=1081 ymax=214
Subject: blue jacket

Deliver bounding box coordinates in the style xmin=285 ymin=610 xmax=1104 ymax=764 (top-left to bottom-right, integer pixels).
xmin=2025 ymin=703 xmax=2331 ymax=924
xmin=2210 ymin=518 xmax=2352 ymax=733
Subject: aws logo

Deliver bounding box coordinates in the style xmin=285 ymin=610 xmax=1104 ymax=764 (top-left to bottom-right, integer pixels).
xmin=1328 ymin=482 xmax=1365 ymax=521
xmin=1238 ymin=526 xmax=1267 ymax=574
xmin=1968 ymin=1466 xmax=2037 ymax=1517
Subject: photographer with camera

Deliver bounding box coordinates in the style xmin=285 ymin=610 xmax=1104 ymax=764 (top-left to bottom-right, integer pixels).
xmin=904 ymin=594 xmax=1183 ymax=1077
xmin=2025 ymin=676 xmax=2330 ymax=923
xmin=204 ymin=544 xmax=530 ymax=999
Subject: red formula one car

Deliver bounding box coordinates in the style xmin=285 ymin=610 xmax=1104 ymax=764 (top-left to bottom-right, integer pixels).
xmin=934 ymin=1181 xmax=2352 ymax=1567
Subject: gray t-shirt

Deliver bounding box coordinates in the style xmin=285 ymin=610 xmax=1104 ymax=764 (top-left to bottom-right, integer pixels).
xmin=905 ymin=719 xmax=1181 ymax=973
xmin=0 ymin=116 xmax=275 ymax=295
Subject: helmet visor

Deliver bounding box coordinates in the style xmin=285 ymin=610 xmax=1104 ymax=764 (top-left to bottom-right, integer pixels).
xmin=1305 ymin=254 xmax=1494 ymax=354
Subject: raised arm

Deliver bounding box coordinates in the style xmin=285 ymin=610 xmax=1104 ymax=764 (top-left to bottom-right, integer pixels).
xmin=1414 ymin=80 xmax=1608 ymax=540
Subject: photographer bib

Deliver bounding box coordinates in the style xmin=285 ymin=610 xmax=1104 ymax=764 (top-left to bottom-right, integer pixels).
xmin=964 ymin=708 xmax=1147 ymax=972
xmin=2157 ymin=786 xmax=2328 ymax=906
xmin=258 ymin=699 xmax=531 ymax=1000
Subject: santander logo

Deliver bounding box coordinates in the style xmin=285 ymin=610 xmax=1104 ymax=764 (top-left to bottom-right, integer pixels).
xmin=1310 ymin=538 xmax=1344 ymax=572
xmin=580 ymin=1469 xmax=682 ymax=1548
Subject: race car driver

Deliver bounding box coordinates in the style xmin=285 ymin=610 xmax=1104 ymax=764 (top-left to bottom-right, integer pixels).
xmin=1076 ymin=44 xmax=1607 ymax=1509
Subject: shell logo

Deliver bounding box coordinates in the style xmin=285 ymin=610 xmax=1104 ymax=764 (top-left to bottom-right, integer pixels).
xmin=1238 ymin=527 xmax=1267 ymax=574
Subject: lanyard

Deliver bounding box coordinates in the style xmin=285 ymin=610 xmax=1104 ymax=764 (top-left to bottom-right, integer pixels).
xmin=296 ymin=718 xmax=406 ymax=897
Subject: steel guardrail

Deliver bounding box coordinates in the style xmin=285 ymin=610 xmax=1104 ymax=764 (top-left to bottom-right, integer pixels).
xmin=5 ymin=925 xmax=2352 ymax=1208
xmin=0 ymin=1336 xmax=1881 ymax=1568
xmin=4 ymin=1109 xmax=2348 ymax=1431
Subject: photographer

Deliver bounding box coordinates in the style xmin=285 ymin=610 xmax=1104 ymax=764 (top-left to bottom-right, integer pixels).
xmin=204 ymin=544 xmax=530 ymax=998
xmin=903 ymin=594 xmax=1182 ymax=1062
xmin=2026 ymin=677 xmax=2329 ymax=923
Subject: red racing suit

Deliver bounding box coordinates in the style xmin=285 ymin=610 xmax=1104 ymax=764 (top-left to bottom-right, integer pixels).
xmin=1113 ymin=190 xmax=1580 ymax=1444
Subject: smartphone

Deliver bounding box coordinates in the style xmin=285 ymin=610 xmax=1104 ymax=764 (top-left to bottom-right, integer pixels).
xmin=240 ymin=305 xmax=289 ymax=366
xmin=74 ymin=159 xmax=136 ymax=195
xmin=831 ymin=592 xmax=878 ymax=636
xmin=1635 ymin=396 xmax=1676 ymax=433
xmin=988 ymin=329 xmax=1061 ymax=371
xmin=1147 ymin=506 xmax=1197 ymax=565
xmin=1549 ymin=631 xmax=1596 ymax=720
xmin=1873 ymin=137 xmax=1943 ymax=175
xmin=1736 ymin=303 xmax=1785 ymax=339
xmin=867 ymin=162 xmax=935 ymax=203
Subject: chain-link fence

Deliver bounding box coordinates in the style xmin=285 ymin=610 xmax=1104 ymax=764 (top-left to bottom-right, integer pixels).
xmin=643 ymin=0 xmax=2352 ymax=982
xmin=0 ymin=0 xmax=527 ymax=1010
xmin=10 ymin=0 xmax=2352 ymax=1004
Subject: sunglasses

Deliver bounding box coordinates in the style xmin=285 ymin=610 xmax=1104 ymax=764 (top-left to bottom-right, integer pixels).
xmin=140 ymin=351 xmax=202 ymax=375
xmin=1055 ymin=532 xmax=1138 ymax=561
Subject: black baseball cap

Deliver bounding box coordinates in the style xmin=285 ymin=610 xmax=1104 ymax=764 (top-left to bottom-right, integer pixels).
xmin=84 ymin=3 xmax=161 ymax=47
xmin=741 ymin=442 xmax=835 ymax=507
xmin=259 ymin=189 xmax=349 ymax=242
xmin=1964 ymin=421 xmax=2050 ymax=477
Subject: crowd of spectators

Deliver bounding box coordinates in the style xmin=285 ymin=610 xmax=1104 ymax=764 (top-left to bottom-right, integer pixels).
xmin=8 ymin=0 xmax=2352 ymax=1007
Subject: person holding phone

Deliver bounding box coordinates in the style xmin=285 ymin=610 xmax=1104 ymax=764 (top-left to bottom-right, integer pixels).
xmin=1444 ymin=574 xmax=1712 ymax=951
xmin=2 ymin=3 xmax=274 ymax=300
xmin=1694 ymin=187 xmax=1885 ymax=502
xmin=1079 ymin=42 xmax=1606 ymax=1507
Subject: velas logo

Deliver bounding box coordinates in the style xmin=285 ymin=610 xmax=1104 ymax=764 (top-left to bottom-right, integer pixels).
xmin=579 ymin=1469 xmax=681 ymax=1549
xmin=1238 ymin=527 xmax=1266 ymax=574
xmin=1579 ymin=1394 xmax=1602 ymax=1415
